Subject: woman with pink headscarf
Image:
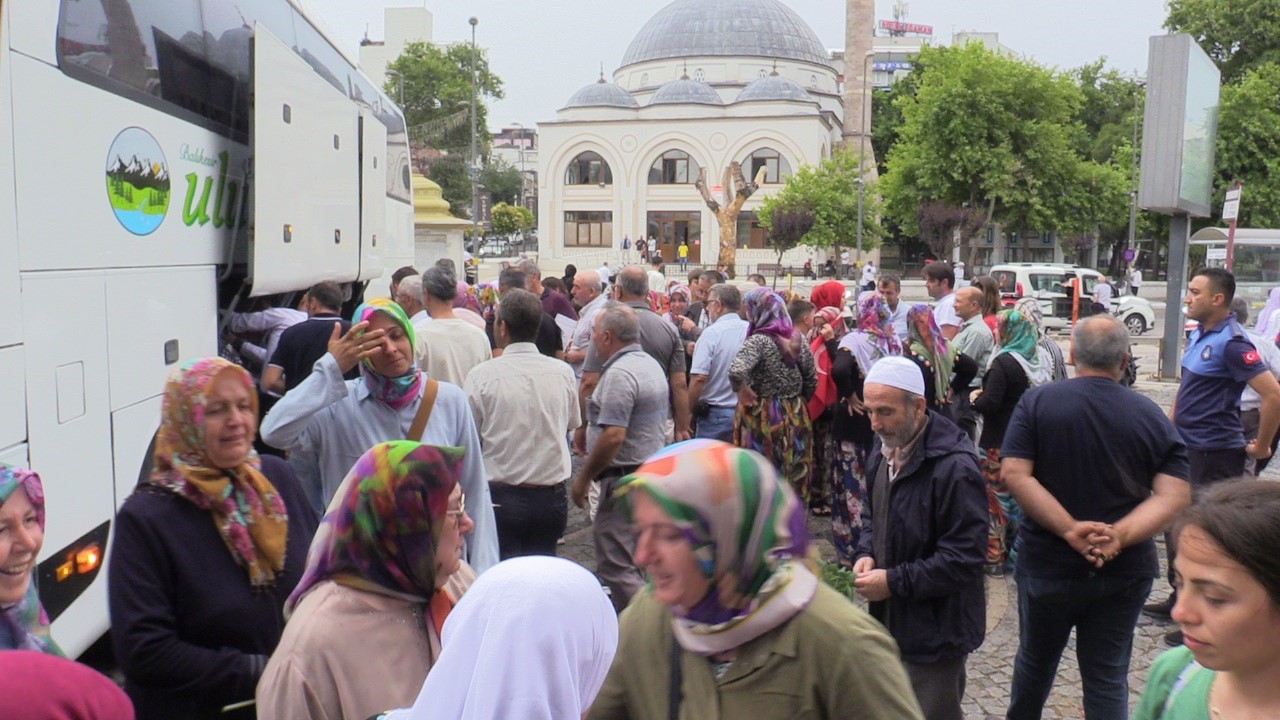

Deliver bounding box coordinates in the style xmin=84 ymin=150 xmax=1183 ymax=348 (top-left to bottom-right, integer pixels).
xmin=451 ymin=281 xmax=486 ymax=331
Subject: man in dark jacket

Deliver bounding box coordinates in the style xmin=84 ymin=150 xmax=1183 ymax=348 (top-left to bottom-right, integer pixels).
xmin=854 ymin=356 xmax=987 ymax=720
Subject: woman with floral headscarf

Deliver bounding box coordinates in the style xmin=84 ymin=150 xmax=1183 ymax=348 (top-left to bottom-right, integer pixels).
xmin=110 ymin=358 xmax=318 ymax=720
xmin=590 ymin=440 xmax=923 ymax=720
xmin=972 ymin=309 xmax=1053 ymax=575
xmin=904 ymin=304 xmax=978 ymax=418
xmin=729 ymin=289 xmax=817 ymax=501
xmin=826 ymin=293 xmax=904 ymax=561
xmin=451 ymin=281 xmax=486 ymax=331
xmin=805 ymin=305 xmax=847 ymax=516
xmin=0 ymin=467 xmax=59 ymax=655
xmin=257 ymin=441 xmax=475 ymax=720
xmin=261 ymin=297 xmax=499 ymax=571
xmin=1014 ymin=297 xmax=1067 ymax=382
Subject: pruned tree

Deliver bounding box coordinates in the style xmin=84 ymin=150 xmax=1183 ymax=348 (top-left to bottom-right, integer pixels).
xmin=761 ymin=203 xmax=816 ymax=288
xmin=916 ymin=202 xmax=988 ymax=260
xmin=694 ymin=162 xmax=769 ymax=268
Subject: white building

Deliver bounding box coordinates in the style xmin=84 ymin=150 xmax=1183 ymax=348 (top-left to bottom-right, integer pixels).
xmin=358 ymin=7 xmax=434 ymax=91
xmin=536 ymin=0 xmax=843 ymax=270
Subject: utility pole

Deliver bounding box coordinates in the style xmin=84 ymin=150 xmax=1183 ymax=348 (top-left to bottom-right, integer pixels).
xmin=469 ymin=16 xmax=479 ymax=254
xmin=1125 ymin=79 xmax=1144 ymax=265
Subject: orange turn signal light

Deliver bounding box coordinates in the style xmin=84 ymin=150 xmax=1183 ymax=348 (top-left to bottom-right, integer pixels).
xmin=55 ymin=561 xmax=74 ymax=582
xmin=75 ymin=545 xmax=101 ymax=575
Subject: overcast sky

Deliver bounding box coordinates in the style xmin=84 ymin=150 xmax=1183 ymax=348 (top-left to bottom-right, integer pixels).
xmin=300 ymin=0 xmax=1170 ymax=130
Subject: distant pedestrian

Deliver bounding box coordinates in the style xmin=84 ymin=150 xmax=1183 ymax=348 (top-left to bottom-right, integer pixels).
xmin=861 ymin=260 xmax=878 ymax=291
xmin=677 ymin=241 xmax=689 ymax=270
xmin=646 ymin=256 xmax=666 ymax=294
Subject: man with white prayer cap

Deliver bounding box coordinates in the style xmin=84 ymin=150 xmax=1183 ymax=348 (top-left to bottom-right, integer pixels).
xmin=852 ymin=356 xmax=987 ymax=720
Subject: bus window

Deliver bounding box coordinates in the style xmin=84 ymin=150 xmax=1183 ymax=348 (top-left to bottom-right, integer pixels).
xmin=290 ymin=13 xmax=349 ymax=96
xmin=202 ymin=0 xmax=298 ymax=84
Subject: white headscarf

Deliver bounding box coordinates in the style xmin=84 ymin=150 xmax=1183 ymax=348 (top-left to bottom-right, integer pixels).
xmin=383 ymin=556 xmax=619 ymax=720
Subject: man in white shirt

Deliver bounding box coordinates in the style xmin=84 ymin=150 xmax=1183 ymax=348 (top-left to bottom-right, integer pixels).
xmin=566 ymin=270 xmax=606 ymax=379
xmin=1093 ymin=276 xmax=1114 ymax=312
xmin=598 ymin=262 xmax=613 ymax=289
xmin=227 ymin=305 xmax=306 ymax=393
xmin=861 ymin=260 xmax=878 ymax=291
xmin=414 ymin=266 xmax=492 ymax=385
xmin=647 ymin=256 xmax=667 ymax=294
xmin=1129 ymin=266 xmax=1143 ymax=295
xmin=465 ymin=289 xmax=581 ymax=558
xmin=689 ymin=284 xmax=749 ymax=442
xmin=395 ymin=274 xmax=432 ymax=334
xmin=925 ymin=263 xmax=962 ymax=340
xmin=878 ymin=275 xmax=910 ymax=341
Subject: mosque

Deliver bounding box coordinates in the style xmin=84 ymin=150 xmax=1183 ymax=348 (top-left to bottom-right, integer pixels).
xmin=535 ymin=0 xmax=846 ymax=271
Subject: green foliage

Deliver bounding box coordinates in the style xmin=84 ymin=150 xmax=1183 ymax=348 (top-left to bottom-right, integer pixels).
xmin=423 ymin=155 xmax=471 ymax=217
xmin=1069 ymin=59 xmax=1145 ymax=164
xmin=387 ymin=41 xmax=504 ymax=154
xmin=1215 ymin=62 xmax=1280 ymax=227
xmin=758 ymin=150 xmax=882 ymax=256
xmin=490 ymin=202 xmax=533 ymax=236
xmin=1166 ymin=0 xmax=1280 ymax=83
xmin=820 ymin=561 xmax=857 ymax=602
xmin=479 ymin=158 xmax=524 ymax=206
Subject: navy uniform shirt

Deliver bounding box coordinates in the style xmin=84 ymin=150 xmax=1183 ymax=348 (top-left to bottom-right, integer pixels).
xmin=1176 ymin=313 xmax=1266 ymax=450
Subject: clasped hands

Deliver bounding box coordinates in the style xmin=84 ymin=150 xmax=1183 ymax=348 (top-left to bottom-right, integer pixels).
xmin=1063 ymin=520 xmax=1123 ymax=568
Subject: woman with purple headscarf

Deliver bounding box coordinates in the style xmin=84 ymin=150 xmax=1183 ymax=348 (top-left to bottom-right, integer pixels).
xmin=728 ymin=288 xmax=817 ymax=501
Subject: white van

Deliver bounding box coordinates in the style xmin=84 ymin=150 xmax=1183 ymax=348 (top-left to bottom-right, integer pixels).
xmin=990 ymin=264 xmax=1156 ymax=335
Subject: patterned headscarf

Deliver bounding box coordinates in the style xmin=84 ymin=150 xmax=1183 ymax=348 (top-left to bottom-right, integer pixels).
xmin=996 ymin=309 xmax=1052 ymax=387
xmin=149 ymin=358 xmax=288 ymax=588
xmin=808 ymin=280 xmax=846 ymax=312
xmin=806 ymin=306 xmax=847 ymax=419
xmin=855 ymin=293 xmax=903 ymax=358
xmin=1014 ymin=297 xmax=1047 ymax=339
xmin=906 ymin=304 xmax=954 ymax=402
xmin=352 ymin=298 xmax=424 ymax=410
xmin=0 ymin=468 xmax=61 ymax=656
xmin=616 ymin=440 xmax=817 ymax=656
xmin=666 ymin=284 xmax=691 ymax=325
xmin=809 ymin=306 xmax=847 ymax=343
xmin=452 ymin=281 xmax=482 ymax=314
xmin=743 ymin=287 xmax=802 ymax=366
xmin=477 ymin=283 xmax=500 ymax=322
xmin=289 ymin=441 xmax=464 ymax=614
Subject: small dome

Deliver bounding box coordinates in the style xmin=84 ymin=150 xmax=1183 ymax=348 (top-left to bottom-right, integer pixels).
xmin=563 ymin=79 xmax=640 ymax=109
xmin=650 ymin=77 xmax=723 ymax=106
xmin=735 ymin=73 xmax=811 ymax=103
xmin=621 ymin=0 xmax=832 ymax=69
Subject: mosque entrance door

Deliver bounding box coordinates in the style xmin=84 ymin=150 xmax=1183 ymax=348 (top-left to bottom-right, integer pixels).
xmin=647 ymin=211 xmax=702 ymax=265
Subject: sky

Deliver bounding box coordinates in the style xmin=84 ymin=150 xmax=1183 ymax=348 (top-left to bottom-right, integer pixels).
xmin=299 ymin=0 xmax=1171 ymax=130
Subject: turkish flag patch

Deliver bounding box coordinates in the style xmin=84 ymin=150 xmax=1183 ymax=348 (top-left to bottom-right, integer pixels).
xmin=1244 ymin=349 xmax=1262 ymax=365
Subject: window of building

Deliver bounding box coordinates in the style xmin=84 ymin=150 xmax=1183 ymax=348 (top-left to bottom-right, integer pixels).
xmin=564 ymin=211 xmax=612 ymax=247
xmin=641 ymin=73 xmax=649 ymax=86
xmin=758 ymin=68 xmax=768 ymax=79
xmin=693 ymin=68 xmax=705 ymax=82
xmin=648 ymin=150 xmax=698 ymax=185
xmin=564 ymin=152 xmax=613 ymax=185
xmin=810 ymin=74 xmax=818 ymax=88
xmin=742 ymin=148 xmax=792 ymax=184
xmin=736 ymin=211 xmax=768 ymax=249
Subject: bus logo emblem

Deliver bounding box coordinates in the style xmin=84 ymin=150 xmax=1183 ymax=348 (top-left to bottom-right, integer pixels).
xmin=105 ymin=127 xmax=171 ymax=236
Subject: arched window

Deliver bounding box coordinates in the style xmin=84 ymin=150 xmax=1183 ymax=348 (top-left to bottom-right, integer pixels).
xmin=564 ymin=151 xmax=613 ymax=186
xmin=742 ymin=148 xmax=793 ymax=184
xmin=693 ymin=68 xmax=705 ymax=82
xmin=758 ymin=68 xmax=768 ymax=79
xmin=809 ymin=74 xmax=818 ymax=88
xmin=648 ymin=149 xmax=699 ymax=185
xmin=641 ymin=73 xmax=649 ymax=86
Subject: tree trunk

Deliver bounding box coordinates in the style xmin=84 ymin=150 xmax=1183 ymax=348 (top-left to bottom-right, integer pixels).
xmin=695 ymin=163 xmax=768 ymax=271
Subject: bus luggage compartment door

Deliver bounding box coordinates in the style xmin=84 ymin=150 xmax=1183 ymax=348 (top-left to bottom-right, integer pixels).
xmin=249 ymin=23 xmax=359 ymax=296
xmin=358 ymin=110 xmax=387 ymax=283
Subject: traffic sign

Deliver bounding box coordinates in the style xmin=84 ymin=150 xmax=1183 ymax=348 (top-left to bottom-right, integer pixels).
xmin=1223 ymin=199 xmax=1239 ymax=221
xmin=1124 ymin=248 xmax=1136 ymax=263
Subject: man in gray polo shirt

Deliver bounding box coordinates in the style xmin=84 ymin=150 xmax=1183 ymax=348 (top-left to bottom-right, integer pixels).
xmin=571 ymin=302 xmax=669 ymax=612
xmin=952 ymin=286 xmax=995 ymax=443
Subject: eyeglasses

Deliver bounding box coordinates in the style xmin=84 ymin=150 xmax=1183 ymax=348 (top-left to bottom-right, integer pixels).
xmin=446 ymin=492 xmax=467 ymax=526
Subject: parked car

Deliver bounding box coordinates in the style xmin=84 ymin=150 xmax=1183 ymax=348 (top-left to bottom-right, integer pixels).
xmin=989 ymin=263 xmax=1156 ymax=335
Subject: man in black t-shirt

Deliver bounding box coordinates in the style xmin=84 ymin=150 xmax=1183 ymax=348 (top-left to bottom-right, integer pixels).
xmin=999 ymin=315 xmax=1191 ymax=720
xmin=485 ymin=268 xmax=564 ymax=359
xmin=264 ymin=282 xmax=358 ymax=394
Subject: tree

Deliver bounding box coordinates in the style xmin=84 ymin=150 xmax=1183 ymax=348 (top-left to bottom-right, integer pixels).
xmin=694 ymin=163 xmax=768 ymax=268
xmin=478 ymin=158 xmax=524 ymax=206
xmin=915 ymin=202 xmax=987 ymax=261
xmin=1214 ymin=62 xmax=1280 ymax=228
xmin=387 ymin=41 xmax=504 ymax=155
xmin=490 ymin=202 xmax=534 ymax=237
xmin=422 ymin=154 xmax=471 ymax=217
xmin=881 ymin=43 xmax=1089 ymax=266
xmin=1166 ymin=0 xmax=1280 ymax=83
xmin=758 ymin=150 xmax=882 ymax=262
xmin=757 ymin=202 xmax=816 ymax=271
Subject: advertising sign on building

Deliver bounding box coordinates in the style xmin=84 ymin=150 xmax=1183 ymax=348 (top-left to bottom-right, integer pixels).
xmin=879 ymin=20 xmax=933 ymax=35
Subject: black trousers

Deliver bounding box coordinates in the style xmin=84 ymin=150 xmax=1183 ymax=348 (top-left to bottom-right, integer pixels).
xmin=491 ymin=481 xmax=569 ymax=560
xmin=1165 ymin=447 xmax=1246 ymax=585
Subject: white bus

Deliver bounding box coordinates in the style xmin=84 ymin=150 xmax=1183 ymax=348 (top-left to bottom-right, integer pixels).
xmin=2 ymin=0 xmax=414 ymax=657
xmin=1190 ymin=227 xmax=1280 ymax=314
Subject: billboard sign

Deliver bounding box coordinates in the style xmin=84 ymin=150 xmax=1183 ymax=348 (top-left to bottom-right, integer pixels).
xmin=1137 ymin=34 xmax=1221 ymax=217
xmin=873 ymin=61 xmax=915 ymax=72
xmin=879 ymin=20 xmax=933 ymax=35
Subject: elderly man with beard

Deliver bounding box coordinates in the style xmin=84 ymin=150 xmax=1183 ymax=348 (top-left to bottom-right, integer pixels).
xmin=853 ymin=356 xmax=987 ymax=720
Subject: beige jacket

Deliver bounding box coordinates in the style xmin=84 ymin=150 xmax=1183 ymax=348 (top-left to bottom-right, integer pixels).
xmin=256 ymin=564 xmax=476 ymax=720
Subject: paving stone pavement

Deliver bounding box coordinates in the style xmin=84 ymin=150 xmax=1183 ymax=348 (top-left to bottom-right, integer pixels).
xmin=553 ymin=371 xmax=1275 ymax=718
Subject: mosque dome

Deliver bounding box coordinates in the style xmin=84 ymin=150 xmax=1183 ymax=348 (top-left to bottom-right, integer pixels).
xmin=650 ymin=77 xmax=724 ymax=106
xmin=620 ymin=0 xmax=832 ymax=69
xmin=735 ymin=72 xmax=811 ymax=102
xmin=563 ymin=78 xmax=640 ymax=109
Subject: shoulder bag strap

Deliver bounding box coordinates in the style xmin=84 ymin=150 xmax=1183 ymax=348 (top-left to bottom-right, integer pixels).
xmin=668 ymin=636 xmax=683 ymax=720
xmin=407 ymin=379 xmax=440 ymax=440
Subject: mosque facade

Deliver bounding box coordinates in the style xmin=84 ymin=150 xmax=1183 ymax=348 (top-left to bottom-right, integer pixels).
xmin=535 ymin=0 xmax=845 ymax=271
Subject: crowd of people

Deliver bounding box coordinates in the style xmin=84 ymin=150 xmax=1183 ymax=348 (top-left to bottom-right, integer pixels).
xmin=6 ymin=256 xmax=1280 ymax=720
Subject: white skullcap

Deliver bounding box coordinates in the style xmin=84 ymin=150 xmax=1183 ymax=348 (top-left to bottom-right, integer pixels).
xmin=864 ymin=356 xmax=925 ymax=397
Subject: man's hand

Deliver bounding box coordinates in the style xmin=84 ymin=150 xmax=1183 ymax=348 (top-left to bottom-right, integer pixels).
xmin=571 ymin=476 xmax=590 ymax=509
xmin=847 ymin=394 xmax=865 ymax=416
xmin=572 ymin=426 xmax=588 ymax=456
xmin=969 ymin=389 xmax=983 ymax=403
xmin=679 ymin=316 xmax=696 ymax=333
xmin=1247 ymin=438 xmax=1274 ymax=461
xmin=674 ymin=428 xmax=693 ymax=442
xmin=1085 ymin=526 xmax=1125 ymax=568
xmin=737 ymin=387 xmax=759 ymax=409
xmin=852 ymin=557 xmax=875 ymax=574
xmin=1062 ymin=520 xmax=1114 ymax=567
xmin=854 ymin=568 xmax=891 ymax=602
xmin=327 ymin=321 xmax=379 ymax=374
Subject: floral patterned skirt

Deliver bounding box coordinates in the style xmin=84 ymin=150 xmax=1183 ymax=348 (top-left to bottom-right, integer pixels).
xmin=983 ymin=447 xmax=1022 ymax=567
xmin=734 ymin=395 xmax=813 ymax=503
xmin=829 ymin=438 xmax=871 ymax=565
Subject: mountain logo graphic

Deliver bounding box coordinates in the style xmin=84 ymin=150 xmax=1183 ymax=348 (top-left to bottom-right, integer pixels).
xmin=105 ymin=127 xmax=171 ymax=235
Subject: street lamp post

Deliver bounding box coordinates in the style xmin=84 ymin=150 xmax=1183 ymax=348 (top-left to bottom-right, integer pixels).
xmin=1125 ymin=78 xmax=1145 ymax=268
xmin=860 ymin=49 xmax=876 ymax=163
xmin=468 ymin=16 xmax=480 ymax=254
xmin=512 ymin=122 xmax=526 ymax=210
xmin=385 ymin=69 xmax=404 ymax=105
xmin=855 ymin=176 xmax=865 ymax=261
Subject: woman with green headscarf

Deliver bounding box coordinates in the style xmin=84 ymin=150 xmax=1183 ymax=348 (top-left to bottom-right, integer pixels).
xmin=261 ymin=297 xmax=499 ymax=571
xmin=590 ymin=439 xmax=924 ymax=720
xmin=971 ymin=309 xmax=1054 ymax=575
xmin=903 ymin=305 xmax=978 ymax=420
